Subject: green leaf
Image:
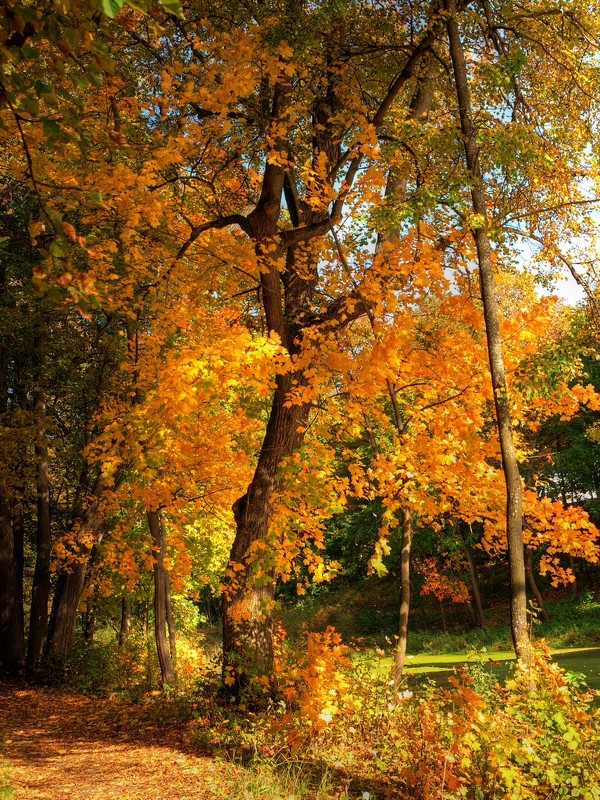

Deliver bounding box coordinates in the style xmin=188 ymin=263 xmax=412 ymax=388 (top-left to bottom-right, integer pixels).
xmin=125 ymin=0 xmax=151 ymax=11
xmin=49 ymin=239 xmax=68 ymax=258
xmin=159 ymin=0 xmax=184 ymax=18
xmin=23 ymin=95 xmax=39 ymax=116
xmin=98 ymin=0 xmax=125 ymax=18
xmin=86 ymin=191 xmax=104 ymax=205
xmin=34 ymin=80 xmax=51 ymax=98
xmin=42 ymin=118 xmax=61 ymax=139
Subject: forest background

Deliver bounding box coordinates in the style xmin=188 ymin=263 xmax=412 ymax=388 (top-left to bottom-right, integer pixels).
xmin=2 ymin=0 xmax=600 ymax=797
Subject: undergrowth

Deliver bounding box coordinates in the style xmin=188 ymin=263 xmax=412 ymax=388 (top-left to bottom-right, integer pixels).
xmin=22 ymin=592 xmax=600 ymax=799
xmin=281 ymin=588 xmax=600 ymax=655
xmin=187 ymin=630 xmax=600 ymax=800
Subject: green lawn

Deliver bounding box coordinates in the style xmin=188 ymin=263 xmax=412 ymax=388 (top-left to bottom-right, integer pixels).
xmin=360 ymin=647 xmax=600 ymax=692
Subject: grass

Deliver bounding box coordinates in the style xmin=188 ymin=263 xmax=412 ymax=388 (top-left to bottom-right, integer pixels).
xmin=0 ymin=774 xmax=12 ymax=800
xmin=359 ymin=646 xmax=600 ymax=690
xmin=229 ymin=757 xmax=335 ymax=799
xmin=0 ymin=746 xmax=13 ymax=800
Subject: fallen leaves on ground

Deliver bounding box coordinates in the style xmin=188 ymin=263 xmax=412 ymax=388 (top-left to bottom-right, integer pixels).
xmin=0 ymin=682 xmax=243 ymax=799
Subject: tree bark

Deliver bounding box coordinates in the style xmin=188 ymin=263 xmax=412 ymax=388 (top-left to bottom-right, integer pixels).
xmin=0 ymin=264 xmax=25 ymax=675
xmin=446 ymin=3 xmax=531 ymax=660
xmin=84 ymin=603 xmax=96 ymax=643
xmin=147 ymin=509 xmax=175 ymax=686
xmin=0 ymin=505 xmax=25 ymax=675
xmin=439 ymin=598 xmax=448 ymax=634
xmin=27 ymin=314 xmax=52 ymax=671
xmin=13 ymin=508 xmax=24 ymax=612
xmin=118 ymin=596 xmax=131 ymax=647
xmin=525 ymin=547 xmax=551 ymax=622
xmin=223 ymin=368 xmax=310 ymax=692
xmin=165 ymin=573 xmax=177 ymax=665
xmin=46 ymin=492 xmax=104 ymax=658
xmin=46 ymin=562 xmax=87 ymax=658
xmin=460 ymin=523 xmax=485 ymax=628
xmin=393 ymin=507 xmax=414 ymax=689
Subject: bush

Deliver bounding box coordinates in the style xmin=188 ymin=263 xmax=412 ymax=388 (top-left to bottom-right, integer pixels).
xmin=188 ymin=638 xmax=600 ymax=800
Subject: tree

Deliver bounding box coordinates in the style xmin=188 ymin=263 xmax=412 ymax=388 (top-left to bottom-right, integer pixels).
xmin=3 ymin=0 xmax=600 ymax=693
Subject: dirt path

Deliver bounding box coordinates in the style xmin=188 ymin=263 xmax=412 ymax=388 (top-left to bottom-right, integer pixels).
xmin=0 ymin=683 xmax=241 ymax=800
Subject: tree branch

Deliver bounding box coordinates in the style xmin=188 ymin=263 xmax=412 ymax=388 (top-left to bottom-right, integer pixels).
xmin=177 ymin=215 xmax=253 ymax=259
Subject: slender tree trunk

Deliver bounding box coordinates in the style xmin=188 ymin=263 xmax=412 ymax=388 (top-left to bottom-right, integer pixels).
xmin=165 ymin=574 xmax=177 ymax=665
xmin=0 ymin=267 xmax=25 ymax=674
xmin=567 ymin=554 xmax=578 ymax=598
xmin=393 ymin=507 xmax=414 ymax=688
xmin=460 ymin=523 xmax=485 ymax=628
xmin=446 ymin=4 xmax=531 ymax=660
xmin=381 ymin=72 xmax=434 ymax=692
xmin=147 ymin=509 xmax=175 ymax=686
xmin=13 ymin=508 xmax=24 ymax=611
xmin=27 ymin=315 xmax=52 ymax=671
xmin=525 ymin=547 xmax=551 ymax=622
xmin=84 ymin=604 xmax=96 ymax=642
xmin=439 ymin=599 xmax=448 ymax=634
xmin=119 ymin=596 xmax=131 ymax=646
xmin=143 ymin=598 xmax=154 ymax=684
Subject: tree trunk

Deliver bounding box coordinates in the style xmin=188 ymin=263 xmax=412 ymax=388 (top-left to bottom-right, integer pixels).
xmin=223 ymin=368 xmax=310 ymax=693
xmin=165 ymin=574 xmax=177 ymax=666
xmin=0 ymin=505 xmax=25 ymax=675
xmin=46 ymin=562 xmax=88 ymax=658
xmin=525 ymin=547 xmax=551 ymax=622
xmin=46 ymin=485 xmax=105 ymax=658
xmin=84 ymin=603 xmax=96 ymax=643
xmin=568 ymin=554 xmax=579 ymax=598
xmin=446 ymin=4 xmax=531 ymax=660
xmin=439 ymin=599 xmax=448 ymax=634
xmin=0 ymin=267 xmax=25 ymax=675
xmin=119 ymin=596 xmax=131 ymax=647
xmin=147 ymin=509 xmax=175 ymax=686
xmin=392 ymin=507 xmax=414 ymax=688
xmin=13 ymin=508 xmax=24 ymax=612
xmin=219 ymin=41 xmax=434 ymax=692
xmin=460 ymin=523 xmax=486 ymax=628
xmin=27 ymin=314 xmax=52 ymax=672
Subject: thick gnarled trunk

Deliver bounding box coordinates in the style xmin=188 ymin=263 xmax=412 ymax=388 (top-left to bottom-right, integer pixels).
xmin=46 ymin=494 xmax=104 ymax=659
xmin=222 ymin=369 xmax=310 ymax=692
xmin=217 ymin=31 xmax=435 ymax=692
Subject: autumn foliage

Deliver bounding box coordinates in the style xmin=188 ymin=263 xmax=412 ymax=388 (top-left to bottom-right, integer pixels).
xmin=1 ymin=0 xmax=600 ymax=797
